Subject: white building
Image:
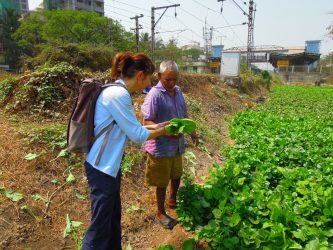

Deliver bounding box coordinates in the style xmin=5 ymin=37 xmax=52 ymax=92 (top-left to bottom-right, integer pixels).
xmin=43 ymin=0 xmax=104 ymax=15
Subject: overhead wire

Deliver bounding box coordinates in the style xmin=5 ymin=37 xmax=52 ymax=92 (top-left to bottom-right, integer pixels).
xmin=188 ymin=0 xmax=246 ymax=46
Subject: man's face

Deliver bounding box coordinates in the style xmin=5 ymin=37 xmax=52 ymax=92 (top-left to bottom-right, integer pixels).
xmin=158 ymin=70 xmax=179 ymax=92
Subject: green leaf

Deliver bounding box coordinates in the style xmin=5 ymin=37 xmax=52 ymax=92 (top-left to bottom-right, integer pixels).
xmin=165 ymin=118 xmax=196 ymax=134
xmin=304 ymin=239 xmax=320 ymax=250
xmin=199 ymin=197 xmax=210 ymax=208
xmin=51 ymin=179 xmax=59 ymax=185
xmin=31 ymin=194 xmax=48 ymax=203
xmin=63 ymin=214 xmax=82 ymax=238
xmin=5 ymin=190 xmax=23 ymax=202
xmin=292 ymin=230 xmax=306 ymax=242
xmin=155 ymin=245 xmax=176 ymax=250
xmin=238 ymin=177 xmax=246 ymax=185
xmin=182 ymin=239 xmax=195 ymax=250
xmin=66 ymin=173 xmax=76 ymax=184
xmin=229 ymin=213 xmax=241 ymax=227
xmin=125 ymin=244 xmax=132 ymax=250
xmin=126 ymin=205 xmax=144 ymax=214
xmin=324 ymin=229 xmax=333 ymax=237
xmin=75 ymin=191 xmax=86 ymax=200
xmin=323 ymin=208 xmax=331 ymax=216
xmin=24 ymin=153 xmax=39 ymax=160
xmin=212 ymin=209 xmax=222 ymax=219
xmin=56 ymin=149 xmax=69 ymax=159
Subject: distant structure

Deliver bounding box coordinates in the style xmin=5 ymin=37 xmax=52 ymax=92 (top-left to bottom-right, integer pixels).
xmin=0 ymin=0 xmax=22 ymax=15
xmin=0 ymin=0 xmax=30 ymax=70
xmin=305 ymin=40 xmax=321 ymax=54
xmin=43 ymin=0 xmax=104 ymax=15
xmin=209 ymin=45 xmax=224 ymax=74
xmin=20 ymin=0 xmax=29 ymax=15
xmin=181 ymin=41 xmax=202 ymax=51
xmin=268 ymin=40 xmax=321 ymax=83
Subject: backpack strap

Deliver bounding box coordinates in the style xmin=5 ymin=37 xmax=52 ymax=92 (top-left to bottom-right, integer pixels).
xmin=94 ymin=83 xmax=128 ymax=166
xmin=95 ymin=122 xmax=115 ymax=165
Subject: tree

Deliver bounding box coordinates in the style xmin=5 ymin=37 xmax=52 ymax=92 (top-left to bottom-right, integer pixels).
xmin=111 ymin=20 xmax=135 ymax=52
xmin=13 ymin=10 xmax=136 ymax=57
xmin=0 ymin=8 xmax=21 ymax=70
xmin=12 ymin=11 xmax=45 ymax=57
xmin=327 ymin=15 xmax=333 ymax=39
xmin=184 ymin=48 xmax=203 ymax=61
xmin=155 ymin=38 xmax=183 ymax=65
xmin=139 ymin=32 xmax=151 ymax=55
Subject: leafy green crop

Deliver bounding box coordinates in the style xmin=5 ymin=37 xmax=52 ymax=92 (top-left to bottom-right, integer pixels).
xmin=177 ymin=86 xmax=333 ymax=249
xmin=165 ymin=118 xmax=196 ymax=134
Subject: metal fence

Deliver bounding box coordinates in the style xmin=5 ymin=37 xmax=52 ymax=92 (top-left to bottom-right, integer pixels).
xmin=277 ymin=65 xmax=320 ymax=73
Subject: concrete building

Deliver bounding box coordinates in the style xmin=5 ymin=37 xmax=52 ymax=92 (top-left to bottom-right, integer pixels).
xmin=0 ymin=0 xmax=26 ymax=70
xmin=0 ymin=0 xmax=22 ymax=15
xmin=20 ymin=0 xmax=29 ymax=15
xmin=181 ymin=54 xmax=207 ymax=74
xmin=43 ymin=0 xmax=104 ymax=15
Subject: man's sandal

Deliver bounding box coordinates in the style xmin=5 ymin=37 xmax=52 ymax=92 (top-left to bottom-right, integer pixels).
xmin=155 ymin=214 xmax=178 ymax=230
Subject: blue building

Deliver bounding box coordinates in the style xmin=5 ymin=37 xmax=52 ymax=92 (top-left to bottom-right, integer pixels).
xmin=305 ymin=40 xmax=321 ymax=54
xmin=211 ymin=45 xmax=224 ymax=58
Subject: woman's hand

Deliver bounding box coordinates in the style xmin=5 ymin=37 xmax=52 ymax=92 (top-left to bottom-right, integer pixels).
xmin=157 ymin=121 xmax=169 ymax=129
xmin=144 ymin=121 xmax=169 ymax=131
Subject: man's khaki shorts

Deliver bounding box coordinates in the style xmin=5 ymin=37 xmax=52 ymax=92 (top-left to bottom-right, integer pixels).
xmin=145 ymin=154 xmax=183 ymax=188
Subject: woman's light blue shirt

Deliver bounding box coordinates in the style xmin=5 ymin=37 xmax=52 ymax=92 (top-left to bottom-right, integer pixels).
xmin=86 ymin=79 xmax=150 ymax=177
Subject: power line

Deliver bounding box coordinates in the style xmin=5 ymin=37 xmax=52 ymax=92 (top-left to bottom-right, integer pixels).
xmin=173 ymin=17 xmax=202 ymax=39
xmin=104 ymin=9 xmax=135 ymax=25
xmin=191 ymin=0 xmax=221 ymax=15
xmin=156 ymin=29 xmax=186 ymax=34
xmin=151 ymin=4 xmax=181 ymax=62
xmin=219 ymin=13 xmax=246 ymax=46
xmin=111 ymin=0 xmax=151 ymax=14
xmin=229 ymin=0 xmax=249 ymax=16
xmin=104 ymin=3 xmax=148 ymax=17
xmin=104 ymin=3 xmax=151 ymax=26
xmin=185 ymin=0 xmax=246 ymax=46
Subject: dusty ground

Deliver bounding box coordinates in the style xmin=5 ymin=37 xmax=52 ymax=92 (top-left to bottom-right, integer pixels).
xmin=0 ymin=76 xmax=261 ymax=250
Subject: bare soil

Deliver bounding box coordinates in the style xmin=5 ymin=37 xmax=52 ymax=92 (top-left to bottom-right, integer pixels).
xmin=0 ymin=75 xmax=261 ymax=250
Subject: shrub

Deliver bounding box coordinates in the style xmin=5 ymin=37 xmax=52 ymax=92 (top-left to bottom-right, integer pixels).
xmin=25 ymin=44 xmax=113 ymax=72
xmin=0 ymin=77 xmax=17 ymax=102
xmin=240 ymin=64 xmax=264 ymax=94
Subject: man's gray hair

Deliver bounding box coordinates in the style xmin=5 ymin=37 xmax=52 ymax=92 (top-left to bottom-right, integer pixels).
xmin=159 ymin=60 xmax=179 ymax=73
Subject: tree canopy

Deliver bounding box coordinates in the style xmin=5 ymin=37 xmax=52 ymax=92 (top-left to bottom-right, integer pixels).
xmin=13 ymin=10 xmax=135 ymax=57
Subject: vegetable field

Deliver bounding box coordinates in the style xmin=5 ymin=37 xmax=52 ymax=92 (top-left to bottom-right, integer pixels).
xmin=177 ymin=86 xmax=333 ymax=249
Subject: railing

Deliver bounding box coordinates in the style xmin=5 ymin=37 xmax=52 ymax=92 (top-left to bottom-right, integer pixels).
xmin=277 ymin=65 xmax=320 ymax=73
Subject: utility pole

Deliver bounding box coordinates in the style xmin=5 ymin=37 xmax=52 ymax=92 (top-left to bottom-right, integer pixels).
xmin=217 ymin=0 xmax=256 ymax=68
xmin=217 ymin=0 xmax=226 ymax=13
xmin=131 ymin=14 xmax=144 ymax=53
xmin=203 ymin=18 xmax=213 ymax=70
xmin=247 ymin=0 xmax=255 ymax=68
xmin=151 ymin=4 xmax=180 ymax=63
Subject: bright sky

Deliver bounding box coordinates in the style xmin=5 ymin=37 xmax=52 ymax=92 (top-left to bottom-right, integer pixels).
xmin=28 ymin=0 xmax=333 ymax=55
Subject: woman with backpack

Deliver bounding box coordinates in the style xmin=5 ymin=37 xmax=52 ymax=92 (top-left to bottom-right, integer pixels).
xmin=82 ymin=52 xmax=169 ymax=250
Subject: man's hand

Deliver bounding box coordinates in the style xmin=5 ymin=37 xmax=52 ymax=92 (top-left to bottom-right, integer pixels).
xmin=190 ymin=132 xmax=199 ymax=146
